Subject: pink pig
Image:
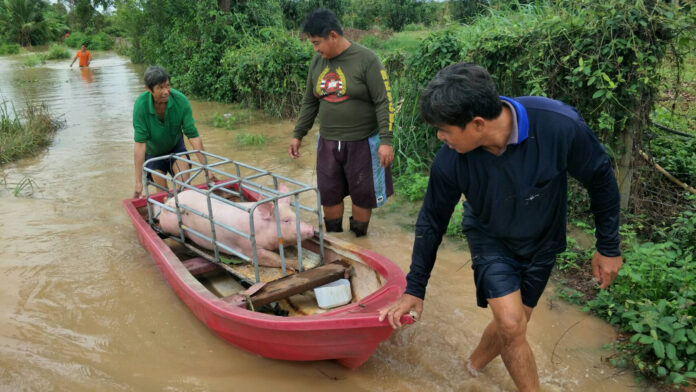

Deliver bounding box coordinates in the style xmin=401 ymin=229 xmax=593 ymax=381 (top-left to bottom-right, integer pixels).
xmin=158 ymin=185 xmax=315 ymax=269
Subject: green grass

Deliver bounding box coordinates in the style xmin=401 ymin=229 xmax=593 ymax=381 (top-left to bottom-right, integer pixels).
xmin=13 ymin=176 xmax=38 ymax=197
xmin=652 ymin=55 xmax=696 ymax=136
xmin=0 ymin=43 xmax=20 ymax=56
xmin=212 ymin=112 xmax=237 ymax=129
xmin=20 ymin=54 xmax=47 ymax=67
xmin=0 ymin=101 xmax=63 ymax=165
xmin=233 ymin=133 xmax=268 ymax=147
xmin=357 ymin=29 xmax=431 ymax=55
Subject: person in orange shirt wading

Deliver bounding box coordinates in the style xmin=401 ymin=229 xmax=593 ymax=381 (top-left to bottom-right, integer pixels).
xmin=70 ymin=43 xmax=91 ymax=68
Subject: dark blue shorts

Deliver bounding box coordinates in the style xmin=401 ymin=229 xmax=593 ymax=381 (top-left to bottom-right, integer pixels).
xmin=471 ymin=254 xmax=556 ymax=308
xmin=144 ymin=136 xmax=190 ymax=181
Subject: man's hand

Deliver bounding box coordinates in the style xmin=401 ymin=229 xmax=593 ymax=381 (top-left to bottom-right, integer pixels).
xmin=378 ymin=293 xmax=423 ymax=329
xmin=378 ymin=145 xmax=394 ymax=168
xmin=591 ymin=251 xmax=622 ymax=289
xmin=133 ymin=182 xmax=143 ymax=199
xmin=288 ymin=138 xmax=302 ymax=159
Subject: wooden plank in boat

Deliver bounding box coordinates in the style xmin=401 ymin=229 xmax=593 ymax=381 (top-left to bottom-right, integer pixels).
xmin=245 ymin=260 xmax=352 ymax=308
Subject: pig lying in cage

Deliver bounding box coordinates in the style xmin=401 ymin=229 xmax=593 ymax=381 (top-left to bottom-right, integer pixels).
xmin=157 ymin=185 xmax=315 ymax=269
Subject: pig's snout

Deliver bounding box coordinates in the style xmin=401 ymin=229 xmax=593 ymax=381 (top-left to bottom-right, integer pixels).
xmin=300 ymin=223 xmax=314 ymax=239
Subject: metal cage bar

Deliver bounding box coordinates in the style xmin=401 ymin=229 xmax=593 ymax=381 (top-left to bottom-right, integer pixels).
xmin=143 ymin=152 xmax=324 ymax=283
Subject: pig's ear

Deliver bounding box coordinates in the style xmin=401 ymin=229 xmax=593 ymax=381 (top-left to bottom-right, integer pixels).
xmin=256 ymin=202 xmax=274 ymax=220
xmin=277 ymin=184 xmax=290 ymax=205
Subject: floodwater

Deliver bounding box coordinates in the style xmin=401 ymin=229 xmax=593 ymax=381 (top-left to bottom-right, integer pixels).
xmin=0 ymin=53 xmax=654 ymax=391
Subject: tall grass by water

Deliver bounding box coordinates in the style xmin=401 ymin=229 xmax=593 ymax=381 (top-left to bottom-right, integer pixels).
xmin=0 ymin=100 xmax=63 ymax=165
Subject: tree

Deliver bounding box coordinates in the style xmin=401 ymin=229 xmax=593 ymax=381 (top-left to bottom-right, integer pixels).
xmin=380 ymin=0 xmax=422 ymax=31
xmin=449 ymin=0 xmax=489 ymax=23
xmin=0 ymin=0 xmax=52 ymax=46
xmin=62 ymin=0 xmax=112 ymax=32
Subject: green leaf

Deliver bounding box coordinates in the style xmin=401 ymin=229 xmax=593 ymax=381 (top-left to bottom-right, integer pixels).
xmin=666 ymin=343 xmax=677 ymax=360
xmin=657 ymin=366 xmax=668 ymax=377
xmin=658 ymin=322 xmax=674 ymax=335
xmin=671 ymin=372 xmax=685 ymax=384
xmin=638 ymin=334 xmax=654 ymax=344
xmin=686 ymin=329 xmax=696 ymax=343
xmin=592 ymin=90 xmax=605 ymax=99
xmin=653 ymin=340 xmax=665 ymax=359
xmin=687 ymin=344 xmax=696 ymax=355
xmin=671 ymin=329 xmax=686 ymax=343
xmin=220 ymin=256 xmax=244 ymax=265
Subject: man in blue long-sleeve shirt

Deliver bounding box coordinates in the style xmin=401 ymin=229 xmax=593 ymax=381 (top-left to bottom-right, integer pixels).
xmin=379 ymin=63 xmax=623 ymax=391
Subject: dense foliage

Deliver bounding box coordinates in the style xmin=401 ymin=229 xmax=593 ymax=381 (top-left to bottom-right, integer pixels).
xmin=564 ymin=202 xmax=696 ymax=386
xmin=64 ymin=30 xmax=113 ymax=50
xmin=221 ymin=28 xmax=313 ymax=117
xmin=115 ymin=0 xmax=285 ymax=102
xmin=391 ymin=1 xmax=694 ymax=173
xmin=280 ymin=0 xmax=348 ymax=30
xmin=0 ymin=0 xmax=67 ymax=46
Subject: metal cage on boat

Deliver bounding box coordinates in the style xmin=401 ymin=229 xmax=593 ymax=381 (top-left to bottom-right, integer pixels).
xmin=142 ymin=150 xmax=325 ymax=283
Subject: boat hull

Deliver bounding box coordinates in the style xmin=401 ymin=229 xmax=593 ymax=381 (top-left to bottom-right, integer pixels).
xmin=123 ymin=192 xmax=410 ymax=369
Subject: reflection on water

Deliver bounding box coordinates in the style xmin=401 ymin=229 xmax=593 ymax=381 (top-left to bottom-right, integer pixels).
xmin=0 ymin=53 xmax=654 ymax=391
xmin=79 ymin=67 xmax=95 ymax=84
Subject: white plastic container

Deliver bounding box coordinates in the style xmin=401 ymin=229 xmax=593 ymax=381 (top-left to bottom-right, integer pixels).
xmin=314 ymin=278 xmax=352 ymax=309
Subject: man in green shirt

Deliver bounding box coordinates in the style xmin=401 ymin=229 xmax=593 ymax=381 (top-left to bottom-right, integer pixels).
xmin=132 ymin=66 xmax=214 ymax=198
xmin=288 ymin=8 xmax=394 ymax=237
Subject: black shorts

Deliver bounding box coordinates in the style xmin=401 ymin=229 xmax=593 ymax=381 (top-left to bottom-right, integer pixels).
xmin=471 ymin=254 xmax=556 ymax=308
xmin=144 ymin=136 xmax=190 ymax=181
xmin=315 ymin=134 xmax=393 ymax=209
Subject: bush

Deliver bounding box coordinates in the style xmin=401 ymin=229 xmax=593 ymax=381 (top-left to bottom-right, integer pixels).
xmin=64 ymin=31 xmax=88 ymax=48
xmin=646 ymin=133 xmax=696 ymax=187
xmin=64 ymin=31 xmax=113 ymax=50
xmin=21 ymin=54 xmax=46 ymax=67
xmin=586 ymin=237 xmax=696 ymax=386
xmin=222 ymin=28 xmax=313 ymax=117
xmin=0 ymin=43 xmax=20 ymax=55
xmin=391 ymin=28 xmax=463 ymax=176
xmin=45 ymin=44 xmax=71 ymax=60
xmin=393 ymin=158 xmax=429 ymax=201
xmin=391 ymin=0 xmax=694 ymax=193
xmin=89 ymin=32 xmax=114 ymax=50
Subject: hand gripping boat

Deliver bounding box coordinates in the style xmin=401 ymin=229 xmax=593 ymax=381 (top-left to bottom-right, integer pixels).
xmin=122 ymin=151 xmax=412 ymax=369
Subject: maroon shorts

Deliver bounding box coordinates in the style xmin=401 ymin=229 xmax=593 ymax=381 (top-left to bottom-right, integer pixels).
xmin=316 ymin=134 xmax=393 ymax=209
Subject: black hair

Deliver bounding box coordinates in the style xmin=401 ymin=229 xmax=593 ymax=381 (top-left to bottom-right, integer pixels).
xmin=143 ymin=66 xmax=170 ymax=91
xmin=302 ymin=8 xmax=343 ymax=37
xmin=81 ymin=42 xmax=87 ymax=47
xmin=419 ymin=63 xmax=503 ymax=128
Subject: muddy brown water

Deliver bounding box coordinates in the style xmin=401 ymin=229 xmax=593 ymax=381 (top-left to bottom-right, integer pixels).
xmin=0 ymin=53 xmax=654 ymax=391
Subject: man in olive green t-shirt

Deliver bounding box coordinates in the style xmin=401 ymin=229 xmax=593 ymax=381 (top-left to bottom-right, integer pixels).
xmin=132 ymin=66 xmax=214 ymax=198
xmin=288 ymin=8 xmax=394 ymax=237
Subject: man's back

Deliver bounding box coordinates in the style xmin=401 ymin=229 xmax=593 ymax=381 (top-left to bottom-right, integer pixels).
xmin=428 ymin=96 xmax=619 ymax=260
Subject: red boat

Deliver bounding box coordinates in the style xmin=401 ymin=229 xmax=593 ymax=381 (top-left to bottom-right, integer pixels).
xmin=122 ymin=153 xmax=412 ymax=369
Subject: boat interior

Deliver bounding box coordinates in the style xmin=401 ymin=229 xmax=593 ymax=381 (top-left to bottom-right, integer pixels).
xmin=137 ymin=152 xmax=385 ymax=316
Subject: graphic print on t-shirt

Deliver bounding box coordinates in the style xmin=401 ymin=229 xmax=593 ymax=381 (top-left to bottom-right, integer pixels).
xmin=315 ymin=66 xmax=349 ymax=103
